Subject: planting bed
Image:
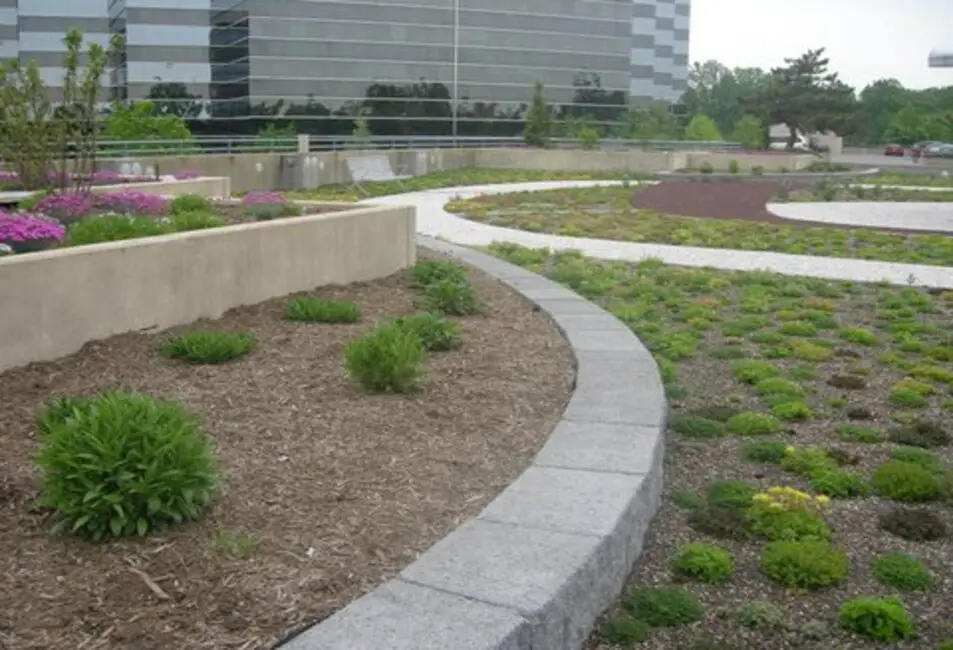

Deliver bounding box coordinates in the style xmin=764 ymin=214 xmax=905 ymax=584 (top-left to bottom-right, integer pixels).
xmin=0 ymin=190 xmax=344 ymax=255
xmin=285 ymin=167 xmax=640 ymax=202
xmin=489 ymin=243 xmax=953 ymax=650
xmin=447 ymin=185 xmax=953 ymax=265
xmin=0 ymin=250 xmax=573 ymax=649
xmin=782 ymin=184 xmax=953 ymax=203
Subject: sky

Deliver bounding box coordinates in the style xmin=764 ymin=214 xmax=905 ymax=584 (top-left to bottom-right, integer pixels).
xmin=689 ymin=0 xmax=953 ymax=91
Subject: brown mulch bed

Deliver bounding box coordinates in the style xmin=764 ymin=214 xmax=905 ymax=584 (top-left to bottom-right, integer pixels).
xmin=0 ymin=249 xmax=573 ymax=650
xmin=630 ymin=181 xmax=951 ymax=235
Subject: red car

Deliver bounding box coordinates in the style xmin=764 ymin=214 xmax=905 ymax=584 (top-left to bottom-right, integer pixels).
xmin=884 ymin=144 xmax=905 ymax=157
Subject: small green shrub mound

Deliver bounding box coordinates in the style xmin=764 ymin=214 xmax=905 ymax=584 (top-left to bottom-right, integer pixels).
xmin=810 ymin=469 xmax=868 ymax=498
xmin=836 ymin=424 xmax=885 ymax=443
xmin=284 ymin=297 xmax=361 ymax=323
xmin=345 ymin=322 xmax=424 ymax=393
xmin=392 ymin=312 xmax=462 ymax=351
xmin=838 ymin=597 xmax=915 ymax=642
xmin=871 ymin=553 xmax=935 ymax=592
xmin=741 ymin=440 xmax=787 ymax=464
xmin=66 ymin=214 xmax=169 ymax=245
xmin=889 ymin=420 xmax=950 ymax=448
xmin=732 ymin=360 xmax=778 ymax=384
xmin=781 ymin=446 xmax=835 ymax=476
xmin=169 ymin=193 xmax=212 ymax=214
xmin=669 ymin=413 xmax=726 ymax=438
xmin=623 ymin=586 xmax=703 ymax=628
xmin=772 ymin=401 xmax=813 ymax=421
xmin=760 ymin=541 xmax=848 ymax=589
xmin=598 ymin=616 xmax=650 ymax=645
xmin=688 ymin=505 xmax=750 ymax=540
xmin=671 ymin=491 xmax=706 ymax=510
xmin=412 ymin=259 xmax=468 ymax=287
xmin=754 ymin=377 xmax=804 ymax=397
xmin=727 ymin=411 xmax=781 ymax=436
xmin=159 ymin=331 xmax=255 ymax=364
xmin=671 ymin=541 xmax=734 ymax=583
xmin=879 ymin=507 xmax=947 ymax=541
xmin=35 ymin=392 xmax=217 ymax=540
xmin=840 ymin=326 xmax=880 ymax=346
xmin=243 ymin=202 xmax=300 ymax=221
xmin=737 ymin=600 xmax=784 ymax=629
xmin=891 ymin=447 xmax=947 ymax=474
xmin=422 ymin=278 xmax=481 ymax=316
xmin=871 ymin=461 xmax=941 ymax=502
xmin=707 ymin=480 xmax=757 ymax=510
xmin=168 ymin=210 xmax=223 ymax=231
xmin=690 ymin=405 xmax=739 ymax=422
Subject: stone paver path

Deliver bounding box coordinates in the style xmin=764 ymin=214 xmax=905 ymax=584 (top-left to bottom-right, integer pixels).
xmin=362 ymin=181 xmax=953 ymax=288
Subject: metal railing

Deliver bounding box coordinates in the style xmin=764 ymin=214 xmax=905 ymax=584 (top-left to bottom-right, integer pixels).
xmin=64 ymin=135 xmax=744 ymax=158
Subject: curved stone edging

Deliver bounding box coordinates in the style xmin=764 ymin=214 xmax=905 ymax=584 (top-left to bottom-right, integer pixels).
xmin=279 ymin=236 xmax=666 ymax=650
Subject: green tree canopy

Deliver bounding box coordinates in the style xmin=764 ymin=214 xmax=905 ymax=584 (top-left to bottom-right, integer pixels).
xmin=523 ymin=81 xmax=552 ymax=148
xmin=684 ymin=114 xmax=723 ymax=141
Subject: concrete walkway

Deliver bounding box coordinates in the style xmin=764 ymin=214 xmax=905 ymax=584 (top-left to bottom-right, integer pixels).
xmin=363 ymin=181 xmax=953 ymax=289
xmin=767 ymin=201 xmax=953 ymax=233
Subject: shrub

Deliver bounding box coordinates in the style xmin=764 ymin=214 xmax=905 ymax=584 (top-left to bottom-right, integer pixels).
xmin=65 ymin=214 xmax=170 ymax=245
xmin=0 ymin=211 xmax=66 ymax=252
xmin=836 ymin=424 xmax=885 ymax=443
xmin=160 ymin=331 xmax=255 ymax=364
xmin=754 ymin=377 xmax=804 ymax=398
xmin=810 ymin=469 xmax=868 ymax=498
xmin=422 ymin=278 xmax=481 ymax=316
xmin=772 ymin=401 xmax=813 ymax=421
xmin=838 ymin=597 xmax=915 ymax=642
xmin=392 ymin=312 xmax=462 ymax=351
xmin=779 ymin=320 xmax=816 ymax=337
xmin=598 ymin=616 xmax=650 ymax=645
xmin=879 ymin=507 xmax=947 ymax=541
xmin=688 ymin=505 xmax=750 ymax=539
xmin=871 ymin=461 xmax=940 ymax=502
xmin=671 ymin=490 xmax=706 ymax=510
xmin=889 ymin=420 xmax=950 ymax=448
xmin=284 ymin=297 xmax=361 ymax=323
xmin=671 ymin=542 xmax=734 ymax=583
xmin=345 ymin=322 xmax=424 ymax=393
xmin=791 ymin=341 xmax=833 ymax=361
xmin=169 ymin=193 xmax=211 ymax=214
xmin=732 ymin=360 xmax=777 ymax=384
xmin=689 ymin=405 xmax=738 ymax=422
xmin=760 ymin=541 xmax=848 ymax=589
xmin=728 ymin=159 xmax=739 ymax=174
xmin=747 ymin=486 xmax=831 ymax=541
xmin=240 ymin=191 xmax=298 ymax=220
xmin=780 ymin=446 xmax=835 ymax=476
xmin=168 ymin=210 xmax=223 ymax=231
xmin=741 ymin=440 xmax=787 ymax=464
xmin=891 ymin=447 xmax=947 ymax=474
xmin=840 ymin=326 xmax=879 ymax=346
xmin=669 ymin=413 xmax=726 ymax=438
xmin=727 ymin=411 xmax=781 ymax=436
xmin=871 ymin=553 xmax=935 ymax=592
xmin=412 ymin=259 xmax=468 ymax=287
xmin=889 ymin=386 xmax=927 ymax=408
xmin=35 ymin=392 xmax=217 ymax=539
xmin=623 ymin=586 xmax=703 ymax=628
xmin=737 ymin=600 xmax=783 ymax=629
xmin=707 ymin=480 xmax=757 ymax=510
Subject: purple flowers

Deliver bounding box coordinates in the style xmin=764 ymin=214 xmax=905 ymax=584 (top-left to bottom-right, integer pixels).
xmin=93 ymin=190 xmax=168 ymax=215
xmin=0 ymin=211 xmax=65 ymax=252
xmin=241 ymin=190 xmax=287 ymax=205
xmin=34 ymin=193 xmax=95 ymax=225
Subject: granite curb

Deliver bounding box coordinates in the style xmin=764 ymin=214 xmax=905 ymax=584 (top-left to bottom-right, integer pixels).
xmin=278 ymin=236 xmax=666 ymax=650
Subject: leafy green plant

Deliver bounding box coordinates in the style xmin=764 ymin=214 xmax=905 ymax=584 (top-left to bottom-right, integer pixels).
xmin=732 ymin=359 xmax=778 ymax=384
xmin=889 ymin=420 xmax=950 ymax=448
xmin=871 ymin=461 xmax=941 ymax=502
xmin=160 ymin=331 xmax=255 ymax=364
xmin=741 ymin=440 xmax=787 ymax=464
xmin=760 ymin=540 xmax=848 ymax=589
xmin=169 ymin=193 xmax=212 ymax=214
xmin=737 ymin=600 xmax=783 ymax=629
xmin=836 ymin=424 xmax=885 ymax=443
xmin=706 ymin=480 xmax=757 ymax=510
xmin=809 ymin=469 xmax=869 ymax=498
xmin=754 ymin=377 xmax=804 ymax=397
xmin=780 ymin=446 xmax=835 ymax=476
xmin=747 ymin=486 xmax=831 ymax=541
xmin=688 ymin=505 xmax=750 ymax=540
xmin=169 ymin=210 xmax=223 ymax=231
xmin=871 ymin=553 xmax=935 ymax=592
xmin=726 ymin=411 xmax=781 ymax=435
xmin=422 ymin=278 xmax=481 ymax=316
xmin=65 ymin=214 xmax=170 ymax=245
xmin=838 ymin=597 xmax=915 ymax=642
xmin=344 ymin=322 xmax=424 ymax=393
xmin=598 ymin=616 xmax=650 ymax=645
xmin=879 ymin=507 xmax=947 ymax=541
xmin=668 ymin=413 xmax=726 ymax=438
xmin=284 ymin=297 xmax=361 ymax=323
xmin=392 ymin=312 xmax=462 ymax=351
xmin=671 ymin=541 xmax=734 ymax=583
xmin=727 ymin=159 xmax=740 ymax=174
xmin=35 ymin=392 xmax=217 ymax=539
xmin=623 ymin=586 xmax=703 ymax=628
xmin=771 ymin=401 xmax=813 ymax=421
xmin=412 ymin=259 xmax=468 ymax=287
xmin=840 ymin=326 xmax=879 ymax=346
xmin=779 ymin=320 xmax=817 ymax=337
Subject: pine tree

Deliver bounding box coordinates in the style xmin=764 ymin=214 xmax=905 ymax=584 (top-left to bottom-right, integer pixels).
xmin=523 ymin=81 xmax=552 ymax=148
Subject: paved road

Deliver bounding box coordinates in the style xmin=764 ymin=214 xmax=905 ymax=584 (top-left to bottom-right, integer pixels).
xmin=834 ymin=152 xmax=953 ymax=175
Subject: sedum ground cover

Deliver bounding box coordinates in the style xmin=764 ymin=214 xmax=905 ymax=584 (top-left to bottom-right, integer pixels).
xmin=489 ymin=243 xmax=953 ymax=650
xmin=448 ymin=186 xmax=953 ymax=266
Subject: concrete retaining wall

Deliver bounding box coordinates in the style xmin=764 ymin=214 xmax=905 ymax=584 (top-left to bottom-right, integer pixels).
xmin=93 ymin=176 xmax=231 ymax=198
xmin=0 ymin=204 xmax=416 ymax=372
xmin=97 ymin=149 xmax=816 ymax=193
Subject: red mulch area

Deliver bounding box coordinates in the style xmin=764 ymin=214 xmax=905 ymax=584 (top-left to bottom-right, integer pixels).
xmin=630 ymin=181 xmax=950 ymax=235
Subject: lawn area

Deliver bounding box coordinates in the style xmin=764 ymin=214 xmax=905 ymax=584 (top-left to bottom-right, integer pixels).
xmin=447 ymin=186 xmax=953 ymax=266
xmin=488 ymin=243 xmax=953 ymax=650
xmin=284 ymin=167 xmax=640 ymax=201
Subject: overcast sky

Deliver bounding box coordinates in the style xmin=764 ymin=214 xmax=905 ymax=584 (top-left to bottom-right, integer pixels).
xmin=689 ymin=0 xmax=953 ymax=91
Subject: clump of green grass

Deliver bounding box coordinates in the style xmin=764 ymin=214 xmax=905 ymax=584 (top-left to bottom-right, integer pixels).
xmin=159 ymin=331 xmax=255 ymax=364
xmin=284 ymin=297 xmax=361 ymax=323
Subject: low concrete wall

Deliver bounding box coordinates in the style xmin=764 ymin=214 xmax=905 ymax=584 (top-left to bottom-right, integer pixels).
xmin=0 ymin=204 xmax=416 ymax=372
xmin=93 ymin=176 xmax=231 ymax=198
xmin=98 ymin=148 xmax=817 ymax=192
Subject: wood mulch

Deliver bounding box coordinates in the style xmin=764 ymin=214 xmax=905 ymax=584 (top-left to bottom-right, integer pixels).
xmin=630 ymin=181 xmax=951 ymax=235
xmin=0 ymin=249 xmax=573 ymax=650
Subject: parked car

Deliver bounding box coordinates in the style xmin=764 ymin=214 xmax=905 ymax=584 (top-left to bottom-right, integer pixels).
xmin=884 ymin=144 xmax=905 ymax=156
xmin=923 ymin=143 xmax=953 ymax=158
xmin=911 ymin=141 xmax=939 ymax=156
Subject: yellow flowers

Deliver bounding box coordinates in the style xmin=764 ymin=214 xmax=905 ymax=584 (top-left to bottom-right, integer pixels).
xmin=785 ymin=445 xmax=796 ymax=455
xmin=752 ymin=485 xmax=830 ymax=514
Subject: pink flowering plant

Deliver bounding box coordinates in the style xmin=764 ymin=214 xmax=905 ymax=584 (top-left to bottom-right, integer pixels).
xmin=0 ymin=211 xmax=65 ymax=253
xmin=240 ymin=190 xmax=300 ymax=220
xmin=34 ymin=193 xmax=95 ymax=224
xmin=93 ymin=190 xmax=168 ymax=215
